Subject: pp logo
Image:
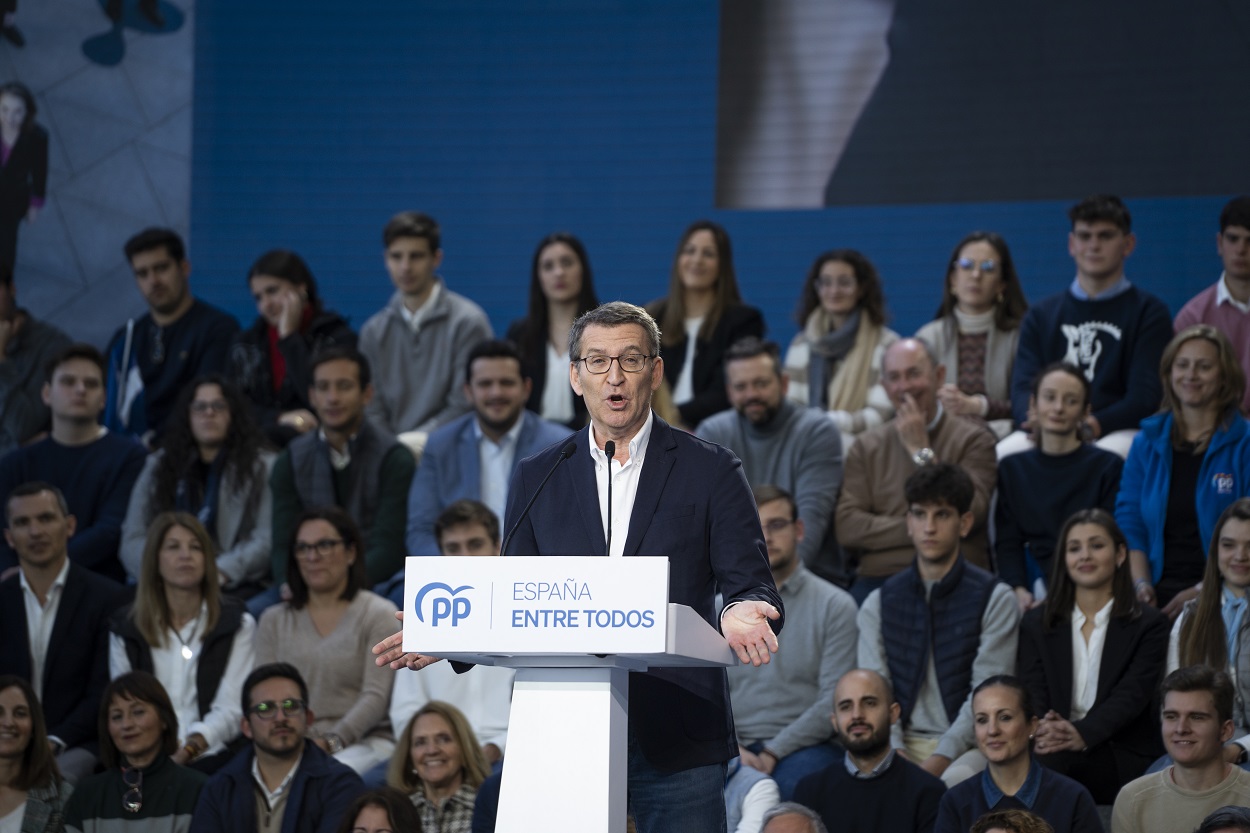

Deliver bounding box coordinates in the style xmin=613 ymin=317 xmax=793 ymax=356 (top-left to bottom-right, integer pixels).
xmin=414 ymin=582 xmax=474 ymax=627
xmin=1214 ymin=473 xmax=1235 ymax=496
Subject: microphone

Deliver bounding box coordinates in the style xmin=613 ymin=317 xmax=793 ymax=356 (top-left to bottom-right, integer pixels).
xmin=500 ymin=441 xmax=577 ymax=556
xmin=603 ymin=440 xmax=616 ymax=555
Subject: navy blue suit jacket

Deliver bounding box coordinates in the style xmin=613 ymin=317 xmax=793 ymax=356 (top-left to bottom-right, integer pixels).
xmin=503 ymin=415 xmax=784 ymax=772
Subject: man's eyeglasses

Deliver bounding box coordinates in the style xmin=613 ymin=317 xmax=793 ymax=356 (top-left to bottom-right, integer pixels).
xmin=294 ymin=538 xmax=344 ymax=559
xmin=955 ymin=257 xmax=998 ymax=274
xmin=248 ymin=698 xmax=307 ymax=720
xmin=577 ymin=353 xmax=655 ymax=374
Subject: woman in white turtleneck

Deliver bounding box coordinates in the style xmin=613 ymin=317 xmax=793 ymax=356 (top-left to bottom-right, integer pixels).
xmin=916 ymin=231 xmax=1030 ymax=439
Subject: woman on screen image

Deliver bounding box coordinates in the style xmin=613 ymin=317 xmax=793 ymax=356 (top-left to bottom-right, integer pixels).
xmin=0 ymin=81 xmax=47 ymax=277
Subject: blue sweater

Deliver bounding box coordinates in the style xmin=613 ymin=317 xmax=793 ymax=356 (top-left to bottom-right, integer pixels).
xmin=0 ymin=432 xmax=147 ymax=579
xmin=1010 ymin=286 xmax=1172 ymax=433
xmin=935 ymin=760 xmax=1103 ymax=833
xmin=1116 ymin=411 xmax=1250 ymax=584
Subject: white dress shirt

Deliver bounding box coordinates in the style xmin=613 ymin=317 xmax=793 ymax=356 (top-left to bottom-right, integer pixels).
xmin=1218 ymin=271 xmax=1250 ymax=313
xmin=399 ymin=281 xmax=442 ymax=332
xmin=1070 ymin=599 xmax=1114 ymax=721
xmin=20 ymin=558 xmax=70 ymax=701
xmin=673 ymin=316 xmax=703 ymax=405
xmin=476 ymin=417 xmax=524 ymax=523
xmin=588 ymin=412 xmax=654 ymax=558
xmin=542 ymin=341 xmax=575 ymax=424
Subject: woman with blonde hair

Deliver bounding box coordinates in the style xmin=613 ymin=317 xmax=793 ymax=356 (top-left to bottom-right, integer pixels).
xmin=1117 ymin=324 xmax=1250 ymax=614
xmin=109 ymin=512 xmax=255 ymax=772
xmin=387 ymin=701 xmax=489 ymax=833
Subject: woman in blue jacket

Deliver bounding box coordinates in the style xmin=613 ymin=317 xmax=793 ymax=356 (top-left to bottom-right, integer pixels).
xmin=1116 ymin=324 xmax=1250 ymax=615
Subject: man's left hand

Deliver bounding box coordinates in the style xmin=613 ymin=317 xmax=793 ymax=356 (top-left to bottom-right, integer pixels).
xmin=721 ymin=601 xmax=780 ymax=666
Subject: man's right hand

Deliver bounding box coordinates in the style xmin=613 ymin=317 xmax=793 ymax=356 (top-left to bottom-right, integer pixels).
xmin=372 ymin=610 xmax=443 ymax=671
xmin=895 ymin=394 xmax=930 ymax=456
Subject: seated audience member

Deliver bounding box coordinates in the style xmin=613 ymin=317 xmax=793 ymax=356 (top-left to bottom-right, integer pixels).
xmin=1194 ymin=805 xmax=1250 ymax=833
xmin=857 ymin=463 xmax=1019 ymax=785
xmin=724 ymin=757 xmax=779 ymax=833
xmin=1112 ymin=666 xmax=1250 ymax=833
xmin=793 ymin=669 xmax=946 ymax=833
xmin=109 ymin=513 xmax=255 ymax=773
xmin=836 ymin=339 xmax=997 ymax=602
xmin=0 ymin=675 xmax=73 ymax=833
xmin=231 ymin=249 xmax=357 ymax=447
xmin=120 ymin=376 xmax=274 ymax=594
xmin=646 ymin=220 xmax=765 ymax=429
xmin=1175 ymin=196 xmax=1250 ymax=415
xmin=103 ymin=227 xmax=240 ymax=443
xmin=404 ymin=339 xmax=570 ymax=558
xmin=255 ymin=508 xmax=397 ymax=773
xmin=268 ymin=346 xmax=415 ymax=596
xmin=728 ymin=485 xmax=857 ymax=799
xmin=359 ymin=211 xmax=492 ymax=458
xmin=333 ymin=787 xmax=424 ymax=833
xmin=1006 ymin=194 xmax=1173 ymax=459
xmin=189 ymin=662 xmax=365 ymax=833
xmin=0 ymin=260 xmax=71 ymax=456
xmin=696 ymin=339 xmax=846 ymax=585
xmin=0 ymin=482 xmax=126 ymax=782
xmin=387 ymin=701 xmax=490 ymax=833
xmin=1168 ymin=499 xmax=1250 ymax=765
xmin=995 ymin=362 xmax=1123 ymax=609
xmin=760 ymin=802 xmax=829 ymax=833
xmin=970 ymin=809 xmax=1056 ymax=833
xmin=1117 ymin=325 xmax=1250 ymax=613
xmin=784 ymin=249 xmax=899 ymax=442
xmin=915 ymin=231 xmax=1029 ymax=440
xmin=506 ymin=232 xmax=601 ymax=429
xmin=1018 ymin=509 xmax=1168 ymax=803
xmin=63 ymin=671 xmax=207 ymax=832
xmin=935 ymin=676 xmax=1101 ymax=833
xmin=0 ymin=344 xmax=146 ymax=581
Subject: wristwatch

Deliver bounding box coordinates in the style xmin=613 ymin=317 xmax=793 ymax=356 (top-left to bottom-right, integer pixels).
xmin=912 ymin=447 xmax=936 ymax=466
xmin=324 ymin=733 xmax=345 ymax=754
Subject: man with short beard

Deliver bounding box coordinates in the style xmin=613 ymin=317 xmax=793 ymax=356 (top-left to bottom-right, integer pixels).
xmin=793 ymin=669 xmax=946 ymax=833
xmin=696 ymin=337 xmax=846 ymax=585
xmin=190 ymin=662 xmax=364 ymax=833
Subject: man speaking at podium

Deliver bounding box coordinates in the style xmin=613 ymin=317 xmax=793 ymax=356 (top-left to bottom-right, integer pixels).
xmin=379 ymin=301 xmax=784 ymax=832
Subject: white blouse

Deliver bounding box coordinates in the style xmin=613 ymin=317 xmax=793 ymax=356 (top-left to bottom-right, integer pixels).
xmin=1070 ymin=600 xmax=1114 ymax=720
xmin=541 ymin=340 xmax=574 ymax=424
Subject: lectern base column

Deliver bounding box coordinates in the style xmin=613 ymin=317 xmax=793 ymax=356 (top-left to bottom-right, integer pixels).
xmin=496 ymin=666 xmax=630 ymax=833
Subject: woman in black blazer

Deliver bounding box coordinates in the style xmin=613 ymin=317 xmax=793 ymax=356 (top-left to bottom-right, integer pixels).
xmin=1017 ymin=508 xmax=1170 ymax=804
xmin=0 ymin=82 xmax=47 ymax=273
xmin=646 ymin=220 xmax=764 ymax=429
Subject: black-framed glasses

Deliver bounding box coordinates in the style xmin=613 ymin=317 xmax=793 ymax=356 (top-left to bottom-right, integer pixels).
xmin=955 ymin=257 xmax=998 ymax=274
xmin=293 ymin=538 xmax=344 ymax=559
xmin=248 ymin=698 xmax=307 ymax=720
xmin=121 ymin=765 xmax=142 ymax=813
xmin=577 ymin=353 xmax=654 ymax=374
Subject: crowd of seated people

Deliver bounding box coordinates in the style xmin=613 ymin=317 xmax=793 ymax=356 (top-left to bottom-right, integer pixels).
xmin=1 ymin=192 xmax=1249 ymax=831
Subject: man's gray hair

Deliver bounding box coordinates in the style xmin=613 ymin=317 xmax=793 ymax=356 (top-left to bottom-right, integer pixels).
xmin=568 ymin=301 xmax=662 ymax=362
xmin=881 ymin=336 xmax=940 ymax=375
xmin=760 ymin=802 xmax=829 ymax=833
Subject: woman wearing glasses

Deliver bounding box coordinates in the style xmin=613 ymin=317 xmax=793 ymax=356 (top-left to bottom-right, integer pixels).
xmin=255 ymin=507 xmax=398 ymax=774
xmin=120 ymin=375 xmax=275 ymax=596
xmin=784 ymin=249 xmax=899 ymax=444
xmin=0 ymin=676 xmax=72 ymax=833
xmin=63 ymin=671 xmax=206 ymax=832
xmin=915 ymin=232 xmax=1029 ymax=440
xmin=109 ymin=513 xmax=255 ymax=773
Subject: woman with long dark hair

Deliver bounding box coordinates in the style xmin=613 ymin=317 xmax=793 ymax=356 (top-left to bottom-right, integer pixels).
xmin=0 ymin=81 xmax=46 ymax=274
xmin=230 ymin=249 xmax=356 ymax=446
xmin=915 ymin=231 xmax=1028 ymax=439
xmin=0 ymin=676 xmax=72 ymax=833
xmin=784 ymin=248 xmax=898 ymax=443
xmin=1017 ymin=509 xmax=1169 ymax=803
xmin=120 ymin=375 xmax=274 ymax=594
xmin=647 ymin=220 xmax=764 ymax=428
xmin=505 ymin=232 xmax=600 ymax=428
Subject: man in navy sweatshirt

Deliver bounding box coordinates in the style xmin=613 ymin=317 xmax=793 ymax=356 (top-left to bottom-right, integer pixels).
xmin=1004 ymin=194 xmax=1172 ymax=459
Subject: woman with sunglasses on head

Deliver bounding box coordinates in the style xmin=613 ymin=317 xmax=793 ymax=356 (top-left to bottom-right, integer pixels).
xmin=63 ymin=672 xmax=206 ymax=832
xmin=0 ymin=676 xmax=72 ymax=833
xmin=254 ymin=508 xmax=398 ymax=775
xmin=120 ymin=375 xmax=274 ymax=596
xmin=506 ymin=232 xmax=600 ymax=429
xmin=646 ymin=220 xmax=764 ymax=429
xmin=916 ymin=232 xmax=1029 ymax=439
xmin=784 ymin=249 xmax=898 ymax=444
xmin=109 ymin=513 xmax=255 ymax=774
xmin=1017 ymin=509 xmax=1169 ymax=804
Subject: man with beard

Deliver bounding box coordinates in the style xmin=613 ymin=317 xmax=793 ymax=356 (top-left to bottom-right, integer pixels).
xmin=103 ymin=227 xmax=239 ymax=444
xmin=793 ymin=669 xmax=946 ymax=833
xmin=696 ymin=337 xmax=846 ymax=585
xmin=727 ymin=485 xmax=857 ymax=801
xmin=190 ymin=662 xmax=364 ymax=833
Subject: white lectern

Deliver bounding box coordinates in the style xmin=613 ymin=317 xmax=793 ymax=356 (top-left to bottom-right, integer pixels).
xmin=401 ymin=556 xmax=734 ymax=833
